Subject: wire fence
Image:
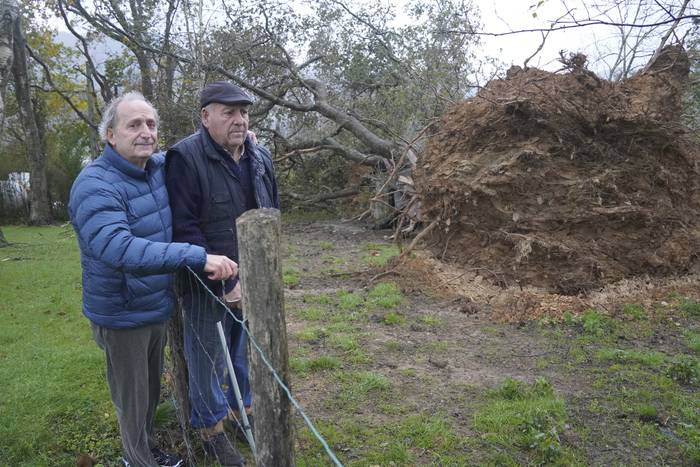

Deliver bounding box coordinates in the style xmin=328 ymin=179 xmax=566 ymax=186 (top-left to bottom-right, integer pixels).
xmin=168 ymin=264 xmax=343 ymax=467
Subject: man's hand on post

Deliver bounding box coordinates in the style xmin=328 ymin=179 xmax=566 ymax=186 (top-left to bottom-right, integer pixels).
xmin=203 ymin=254 xmax=238 ymax=280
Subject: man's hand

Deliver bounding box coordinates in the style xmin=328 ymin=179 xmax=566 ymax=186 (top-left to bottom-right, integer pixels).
xmin=204 ymin=254 xmax=238 ymax=281
xmin=247 ymin=130 xmax=257 ymax=144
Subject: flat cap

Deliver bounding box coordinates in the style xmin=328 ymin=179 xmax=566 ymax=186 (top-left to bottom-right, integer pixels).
xmin=200 ymin=81 xmax=253 ymax=108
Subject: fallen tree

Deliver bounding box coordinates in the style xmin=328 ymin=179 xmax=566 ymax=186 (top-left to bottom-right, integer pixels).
xmin=414 ymin=45 xmax=700 ymax=294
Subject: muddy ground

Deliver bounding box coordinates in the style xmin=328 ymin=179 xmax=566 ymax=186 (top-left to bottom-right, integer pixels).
xmin=274 ymin=218 xmax=700 ymax=466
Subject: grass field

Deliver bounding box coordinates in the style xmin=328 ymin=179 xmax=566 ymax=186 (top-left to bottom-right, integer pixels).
xmin=0 ymin=225 xmax=121 ymax=466
xmin=1 ymin=224 xmax=699 ymax=466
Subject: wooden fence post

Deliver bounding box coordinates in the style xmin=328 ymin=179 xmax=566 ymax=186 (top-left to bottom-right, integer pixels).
xmin=166 ymin=295 xmax=195 ymax=464
xmin=236 ymin=208 xmax=294 ymax=467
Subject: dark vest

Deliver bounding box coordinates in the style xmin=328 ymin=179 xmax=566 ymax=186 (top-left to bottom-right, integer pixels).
xmin=168 ymin=130 xmax=278 ymax=263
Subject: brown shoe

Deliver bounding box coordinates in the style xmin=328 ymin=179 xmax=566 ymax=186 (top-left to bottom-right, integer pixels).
xmin=202 ymin=431 xmax=245 ymax=466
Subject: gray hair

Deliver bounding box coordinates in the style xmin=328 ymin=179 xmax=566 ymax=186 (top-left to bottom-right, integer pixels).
xmin=98 ymin=91 xmax=159 ymax=142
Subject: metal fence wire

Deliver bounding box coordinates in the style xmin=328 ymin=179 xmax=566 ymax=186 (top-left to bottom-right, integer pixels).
xmin=169 ymin=265 xmax=343 ymax=467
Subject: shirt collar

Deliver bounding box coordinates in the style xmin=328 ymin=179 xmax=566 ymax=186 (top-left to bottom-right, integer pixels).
xmin=202 ymin=127 xmax=247 ymax=161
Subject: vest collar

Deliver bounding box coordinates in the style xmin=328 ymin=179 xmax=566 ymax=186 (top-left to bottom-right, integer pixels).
xmin=200 ymin=127 xmax=264 ymax=177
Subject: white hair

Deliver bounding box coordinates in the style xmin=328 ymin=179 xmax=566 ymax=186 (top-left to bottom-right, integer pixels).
xmin=98 ymin=91 xmax=159 ymax=142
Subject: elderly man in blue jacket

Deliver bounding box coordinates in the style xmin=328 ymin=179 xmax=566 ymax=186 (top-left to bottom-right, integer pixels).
xmin=69 ymin=91 xmax=238 ymax=467
xmin=166 ymin=82 xmax=279 ymax=466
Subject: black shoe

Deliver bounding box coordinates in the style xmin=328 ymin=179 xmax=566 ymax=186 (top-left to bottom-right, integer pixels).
xmin=225 ymin=413 xmax=254 ymax=445
xmin=202 ymin=431 xmax=245 ymax=466
xmin=151 ymin=448 xmax=184 ymax=467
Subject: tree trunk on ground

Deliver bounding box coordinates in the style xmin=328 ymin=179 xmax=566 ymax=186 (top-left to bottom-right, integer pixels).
xmin=11 ymin=14 xmax=52 ymax=225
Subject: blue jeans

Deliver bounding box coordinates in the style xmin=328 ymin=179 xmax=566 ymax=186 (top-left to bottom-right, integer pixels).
xmin=182 ymin=292 xmax=251 ymax=428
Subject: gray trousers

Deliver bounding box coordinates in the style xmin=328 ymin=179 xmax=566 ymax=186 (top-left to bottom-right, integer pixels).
xmin=92 ymin=321 xmax=167 ymax=467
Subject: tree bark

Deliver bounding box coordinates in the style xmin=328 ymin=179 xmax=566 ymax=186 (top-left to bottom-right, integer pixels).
xmin=0 ymin=228 xmax=7 ymax=247
xmin=237 ymin=209 xmax=294 ymax=467
xmin=85 ymin=63 xmax=100 ymax=157
xmin=11 ymin=15 xmax=52 ymax=225
xmin=166 ymin=295 xmax=196 ymax=465
xmin=0 ymin=0 xmax=18 ymax=123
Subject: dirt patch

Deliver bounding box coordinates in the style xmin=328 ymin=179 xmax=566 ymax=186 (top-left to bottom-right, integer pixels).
xmin=283 ymin=221 xmax=700 ymax=465
xmin=394 ymin=251 xmax=700 ymax=322
xmin=281 ymin=218 xmax=698 ymax=465
xmin=414 ymin=45 xmax=700 ymax=295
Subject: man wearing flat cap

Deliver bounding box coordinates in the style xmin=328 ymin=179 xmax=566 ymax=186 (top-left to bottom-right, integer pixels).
xmin=166 ymin=81 xmax=279 ymax=466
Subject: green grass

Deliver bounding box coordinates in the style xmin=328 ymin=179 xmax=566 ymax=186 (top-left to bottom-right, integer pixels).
xmin=384 ymin=340 xmax=403 ymax=351
xmin=666 ymin=355 xmax=700 ymax=385
xmin=632 ymin=403 xmax=658 ymax=422
xmin=336 ymin=290 xmax=363 ymax=310
xmin=362 ymin=242 xmax=399 ymax=268
xmin=367 ymin=282 xmax=404 ymax=308
xmin=579 ymin=309 xmax=611 ymax=337
xmin=0 ymin=226 xmax=121 ymax=465
xmin=297 ymin=306 xmax=327 ymax=321
xmin=290 ymin=355 xmax=342 ymax=375
xmin=333 ymin=371 xmax=391 ymax=410
xmin=328 ymin=334 xmax=359 ymax=352
xmin=382 ymin=311 xmax=405 ymax=325
xmin=678 ymin=298 xmax=700 ymax=316
xmin=6 ymin=225 xmax=699 ymax=466
xmin=296 ymin=414 xmax=467 ymax=466
xmin=621 ymin=303 xmax=647 ymax=320
xmin=685 ymin=330 xmax=700 ymax=353
xmin=473 ymin=377 xmax=581 ymax=465
xmin=553 ymin=307 xmax=700 ymax=463
xmin=282 ymin=266 xmax=301 ymax=287
xmin=423 ymin=341 xmax=450 ymax=354
xmin=319 ymin=241 xmax=335 ymax=251
xmin=302 ymin=293 xmax=332 ymax=305
xmin=595 ymin=348 xmax=666 ymax=367
xmin=294 ymin=326 xmax=327 ymax=343
xmin=420 ymin=314 xmax=442 ymax=327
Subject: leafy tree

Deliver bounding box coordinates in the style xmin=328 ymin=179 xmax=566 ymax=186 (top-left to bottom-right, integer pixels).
xmin=1 ymin=2 xmax=93 ymax=223
xmin=51 ymin=0 xmax=483 ymax=218
xmin=11 ymin=3 xmax=52 ymax=224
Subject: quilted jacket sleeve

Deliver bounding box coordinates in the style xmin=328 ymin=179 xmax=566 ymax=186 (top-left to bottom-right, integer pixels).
xmin=70 ymin=174 xmax=207 ymax=274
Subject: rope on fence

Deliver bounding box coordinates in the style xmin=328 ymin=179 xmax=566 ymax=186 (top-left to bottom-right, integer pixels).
xmin=185 ymin=266 xmax=344 ymax=467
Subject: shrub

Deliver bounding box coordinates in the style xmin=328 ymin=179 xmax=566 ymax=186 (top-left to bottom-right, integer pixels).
xmin=666 ymin=356 xmax=700 ymax=385
xmin=580 ymin=309 xmax=609 ymax=336
xmin=679 ymin=298 xmax=700 ymax=316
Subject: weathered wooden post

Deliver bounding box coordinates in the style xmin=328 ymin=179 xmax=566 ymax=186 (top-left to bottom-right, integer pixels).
xmin=166 ymin=293 xmax=195 ymax=464
xmin=236 ymin=208 xmax=294 ymax=467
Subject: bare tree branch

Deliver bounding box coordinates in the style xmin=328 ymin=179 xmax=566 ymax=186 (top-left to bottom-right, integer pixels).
xmin=443 ymin=15 xmax=700 ymax=37
xmin=643 ymin=0 xmax=692 ymax=73
xmin=56 ymin=0 xmax=113 ymax=102
xmin=302 ymin=187 xmax=360 ymax=205
xmin=26 ymin=45 xmax=98 ymax=131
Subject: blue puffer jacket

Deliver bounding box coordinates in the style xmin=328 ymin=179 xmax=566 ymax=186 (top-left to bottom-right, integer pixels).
xmin=69 ymin=145 xmax=207 ymax=329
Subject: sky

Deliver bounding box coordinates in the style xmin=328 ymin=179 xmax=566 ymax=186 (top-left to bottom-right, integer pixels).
xmin=470 ymin=0 xmax=696 ymax=78
xmin=476 ymin=0 xmax=598 ymax=69
xmin=51 ymin=0 xmax=695 ymax=80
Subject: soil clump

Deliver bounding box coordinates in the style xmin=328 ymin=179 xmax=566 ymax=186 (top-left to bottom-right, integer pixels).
xmin=414 ymin=46 xmax=700 ymax=295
